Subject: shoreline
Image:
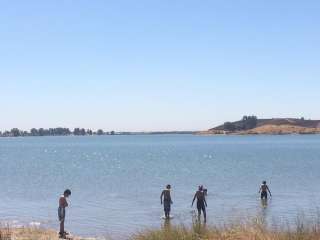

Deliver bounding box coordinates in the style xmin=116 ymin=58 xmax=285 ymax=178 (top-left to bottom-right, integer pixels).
xmin=197 ymin=125 xmax=320 ymax=135
xmin=4 ymin=215 xmax=320 ymax=240
xmin=197 ymin=132 xmax=320 ymax=136
xmin=0 ymin=132 xmax=196 ymax=138
xmin=205 ymin=117 xmax=320 ymax=136
xmin=0 ymin=227 xmax=96 ymax=240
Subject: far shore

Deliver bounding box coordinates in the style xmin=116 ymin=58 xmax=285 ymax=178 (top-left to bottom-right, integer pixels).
xmin=0 ymin=130 xmax=196 ymax=138
xmin=197 ymin=124 xmax=320 ymax=136
xmin=200 ymin=117 xmax=320 ymax=136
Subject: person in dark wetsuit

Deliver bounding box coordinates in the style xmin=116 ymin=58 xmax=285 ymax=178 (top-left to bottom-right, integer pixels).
xmin=160 ymin=184 xmax=173 ymax=219
xmin=259 ymin=181 xmax=272 ymax=200
xmin=191 ymin=185 xmax=207 ymax=222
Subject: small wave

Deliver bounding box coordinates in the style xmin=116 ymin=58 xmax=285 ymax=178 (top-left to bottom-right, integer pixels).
xmin=29 ymin=221 xmax=41 ymax=227
xmin=1 ymin=220 xmax=23 ymax=228
xmin=109 ymin=193 xmax=118 ymax=198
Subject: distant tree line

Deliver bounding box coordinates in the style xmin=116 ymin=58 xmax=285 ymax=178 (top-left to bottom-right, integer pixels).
xmin=0 ymin=128 xmax=116 ymax=137
xmin=223 ymin=115 xmax=258 ymax=132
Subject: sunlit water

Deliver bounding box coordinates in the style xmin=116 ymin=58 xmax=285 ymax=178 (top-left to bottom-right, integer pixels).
xmin=0 ymin=135 xmax=320 ymax=238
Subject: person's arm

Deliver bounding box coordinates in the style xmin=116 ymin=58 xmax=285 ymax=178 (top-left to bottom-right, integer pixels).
xmin=170 ymin=194 xmax=173 ymax=204
xmin=267 ymin=186 xmax=272 ymax=197
xmin=191 ymin=193 xmax=196 ymax=207
xmin=258 ymin=186 xmax=261 ymax=193
xmin=204 ymin=197 xmax=207 ymax=207
xmin=160 ymin=191 xmax=164 ymax=204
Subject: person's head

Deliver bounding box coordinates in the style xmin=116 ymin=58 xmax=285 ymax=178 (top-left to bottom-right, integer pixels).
xmin=198 ymin=185 xmax=203 ymax=191
xmin=64 ymin=189 xmax=71 ymax=197
xmin=166 ymin=184 xmax=171 ymax=190
xmin=262 ymin=181 xmax=267 ymax=185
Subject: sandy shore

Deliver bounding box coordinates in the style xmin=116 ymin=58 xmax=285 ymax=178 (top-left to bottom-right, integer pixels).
xmin=3 ymin=216 xmax=320 ymax=240
xmin=0 ymin=227 xmax=96 ymax=240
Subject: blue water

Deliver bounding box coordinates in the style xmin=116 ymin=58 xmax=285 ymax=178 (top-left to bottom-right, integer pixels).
xmin=0 ymin=135 xmax=320 ymax=238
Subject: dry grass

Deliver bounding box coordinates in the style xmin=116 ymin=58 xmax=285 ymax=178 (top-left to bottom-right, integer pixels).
xmin=0 ymin=227 xmax=91 ymax=240
xmin=244 ymin=124 xmax=320 ymax=135
xmin=0 ymin=227 xmax=60 ymax=240
xmin=200 ymin=123 xmax=320 ymax=135
xmin=0 ymin=226 xmax=11 ymax=240
xmin=12 ymin=228 xmax=60 ymax=240
xmin=2 ymin=216 xmax=320 ymax=240
xmin=131 ymin=216 xmax=320 ymax=240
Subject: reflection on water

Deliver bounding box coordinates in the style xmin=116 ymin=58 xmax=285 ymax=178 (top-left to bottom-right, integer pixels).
xmin=0 ymin=135 xmax=320 ymax=238
xmin=261 ymin=198 xmax=268 ymax=208
xmin=162 ymin=218 xmax=171 ymax=232
xmin=259 ymin=198 xmax=269 ymax=225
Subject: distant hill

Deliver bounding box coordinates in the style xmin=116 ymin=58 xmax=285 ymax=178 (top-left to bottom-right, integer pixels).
xmin=200 ymin=117 xmax=320 ymax=135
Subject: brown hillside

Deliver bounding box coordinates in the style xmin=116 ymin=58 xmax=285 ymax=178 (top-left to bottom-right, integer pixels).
xmin=204 ymin=118 xmax=320 ymax=135
xmin=244 ymin=124 xmax=320 ymax=135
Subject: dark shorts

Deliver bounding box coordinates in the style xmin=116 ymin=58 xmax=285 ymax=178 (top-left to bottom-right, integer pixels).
xmin=261 ymin=191 xmax=268 ymax=199
xmin=197 ymin=201 xmax=206 ymax=212
xmin=163 ymin=200 xmax=171 ymax=212
xmin=58 ymin=207 xmax=65 ymax=221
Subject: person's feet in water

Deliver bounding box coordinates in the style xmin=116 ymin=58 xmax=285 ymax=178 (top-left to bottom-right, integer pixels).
xmin=161 ymin=184 xmax=173 ymax=220
xmin=192 ymin=186 xmax=207 ymax=223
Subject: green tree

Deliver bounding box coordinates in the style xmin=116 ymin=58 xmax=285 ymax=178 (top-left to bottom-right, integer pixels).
xmin=73 ymin=128 xmax=81 ymax=135
xmin=241 ymin=115 xmax=258 ymax=130
xmin=223 ymin=122 xmax=236 ymax=131
xmin=80 ymin=128 xmax=86 ymax=135
xmin=11 ymin=128 xmax=21 ymax=137
xmin=30 ymin=128 xmax=38 ymax=136
xmin=38 ymin=128 xmax=45 ymax=136
xmin=87 ymin=129 xmax=93 ymax=135
xmin=97 ymin=129 xmax=104 ymax=135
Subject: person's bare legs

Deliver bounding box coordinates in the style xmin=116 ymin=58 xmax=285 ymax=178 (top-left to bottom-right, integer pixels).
xmin=59 ymin=220 xmax=65 ymax=236
xmin=203 ymin=209 xmax=207 ymax=223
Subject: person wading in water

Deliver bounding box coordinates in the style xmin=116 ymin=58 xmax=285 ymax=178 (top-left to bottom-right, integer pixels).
xmin=191 ymin=185 xmax=207 ymax=222
xmin=259 ymin=181 xmax=272 ymax=200
xmin=160 ymin=184 xmax=173 ymax=219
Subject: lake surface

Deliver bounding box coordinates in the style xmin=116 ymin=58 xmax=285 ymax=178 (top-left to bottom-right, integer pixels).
xmin=0 ymin=134 xmax=320 ymax=238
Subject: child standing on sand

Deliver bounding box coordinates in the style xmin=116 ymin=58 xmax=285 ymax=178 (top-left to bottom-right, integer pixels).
xmin=160 ymin=184 xmax=173 ymax=219
xmin=58 ymin=189 xmax=71 ymax=239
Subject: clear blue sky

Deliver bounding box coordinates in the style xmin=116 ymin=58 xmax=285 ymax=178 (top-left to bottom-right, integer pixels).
xmin=1 ymin=1 xmax=319 ymax=131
